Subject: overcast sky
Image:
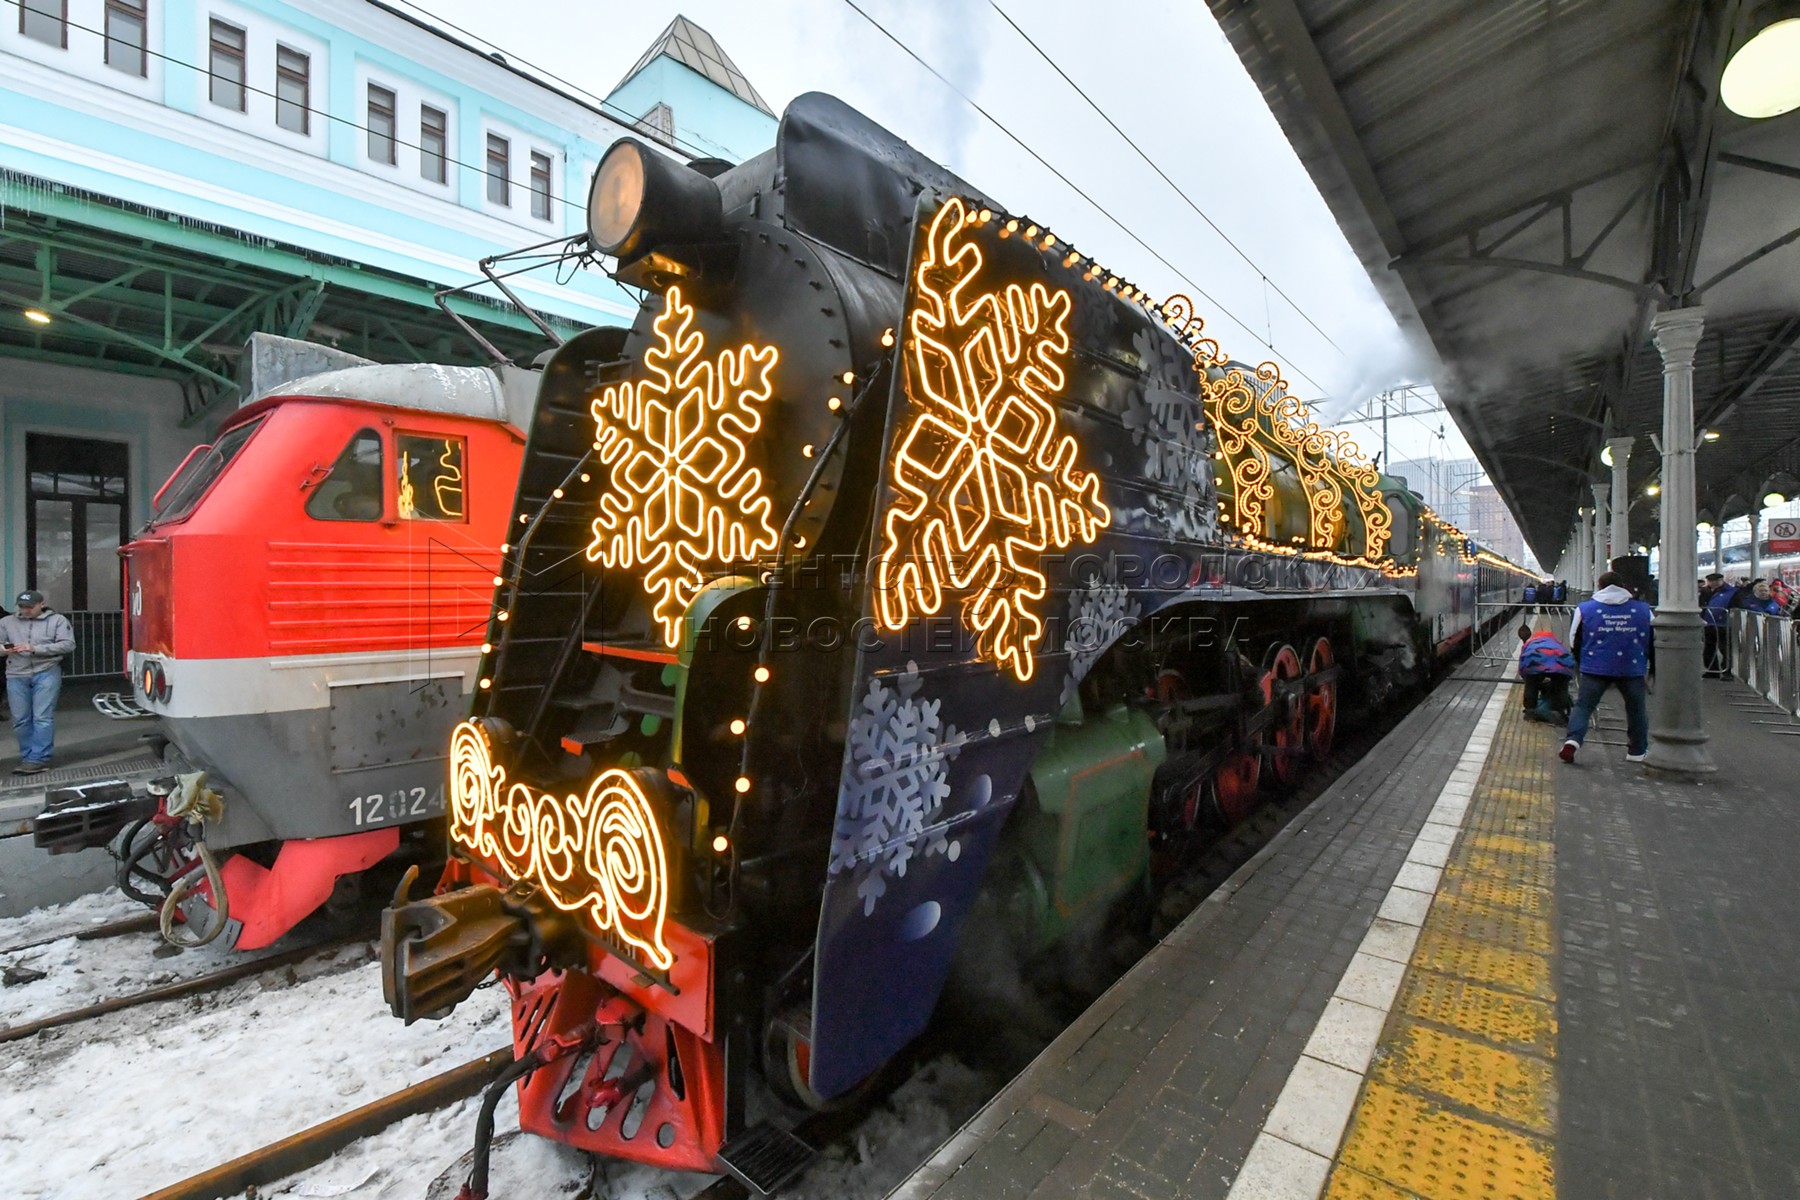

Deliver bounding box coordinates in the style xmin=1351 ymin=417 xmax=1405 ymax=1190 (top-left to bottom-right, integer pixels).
xmin=398 ymin=0 xmax=1473 ymax=468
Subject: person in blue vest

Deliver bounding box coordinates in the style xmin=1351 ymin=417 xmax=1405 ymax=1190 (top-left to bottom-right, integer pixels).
xmin=1560 ymin=571 xmax=1654 ymax=764
xmin=1703 ymin=577 xmax=1740 ymax=677
xmin=1518 ymin=624 xmax=1575 ymax=723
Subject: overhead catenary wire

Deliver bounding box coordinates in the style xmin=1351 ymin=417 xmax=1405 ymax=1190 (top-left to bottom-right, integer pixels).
xmin=838 ymin=0 xmax=1329 ymax=395
xmin=987 ymin=1 xmax=1348 ymax=360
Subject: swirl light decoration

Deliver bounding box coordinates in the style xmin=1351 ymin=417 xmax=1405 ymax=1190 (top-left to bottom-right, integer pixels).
xmin=449 ymin=721 xmax=673 ymax=971
xmin=1199 ymin=359 xmax=1391 ymax=561
xmin=875 ymin=197 xmax=1111 ymax=682
xmin=585 ymin=285 xmax=782 ymax=647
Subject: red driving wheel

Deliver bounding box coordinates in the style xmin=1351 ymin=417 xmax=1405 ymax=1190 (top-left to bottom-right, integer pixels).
xmin=1262 ymin=643 xmax=1306 ymax=786
xmin=1305 ymin=637 xmax=1337 ymax=760
xmin=1213 ymin=752 xmax=1260 ymax=823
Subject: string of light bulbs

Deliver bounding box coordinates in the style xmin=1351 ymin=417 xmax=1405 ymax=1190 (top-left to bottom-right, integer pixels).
xmin=986 ymin=1 xmax=1348 ymax=362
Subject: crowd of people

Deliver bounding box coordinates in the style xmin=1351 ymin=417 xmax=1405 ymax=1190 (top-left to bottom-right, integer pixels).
xmin=1516 ymin=569 xmax=1797 ymax=761
xmin=1700 ymin=573 xmax=1794 ymax=678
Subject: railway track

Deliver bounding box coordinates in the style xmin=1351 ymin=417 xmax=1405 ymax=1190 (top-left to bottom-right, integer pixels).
xmin=139 ymin=1049 xmax=512 ymax=1200
xmin=0 ymin=909 xmax=160 ymax=957
xmin=0 ymin=930 xmax=375 ymax=1045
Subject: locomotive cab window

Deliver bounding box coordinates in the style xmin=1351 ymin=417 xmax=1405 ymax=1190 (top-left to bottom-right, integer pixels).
xmin=396 ymin=434 xmax=466 ymax=521
xmin=305 ymin=429 xmax=384 ymax=522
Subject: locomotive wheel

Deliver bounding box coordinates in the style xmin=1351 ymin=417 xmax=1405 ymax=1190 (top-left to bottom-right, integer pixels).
xmin=1262 ymin=643 xmax=1306 ymax=787
xmin=1305 ymin=637 xmax=1338 ymax=760
xmin=763 ymin=1012 xmax=837 ymax=1112
xmin=1213 ymin=753 xmax=1260 ymax=823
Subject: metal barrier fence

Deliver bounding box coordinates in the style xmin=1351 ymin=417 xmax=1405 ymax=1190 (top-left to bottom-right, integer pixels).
xmin=63 ymin=611 xmax=126 ymax=681
xmin=1475 ymin=603 xmax=1576 ymax=660
xmin=1729 ymin=609 xmax=1799 ymax=715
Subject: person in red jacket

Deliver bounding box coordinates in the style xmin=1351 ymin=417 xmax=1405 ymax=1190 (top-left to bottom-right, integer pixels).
xmin=1517 ymin=624 xmax=1574 ymax=723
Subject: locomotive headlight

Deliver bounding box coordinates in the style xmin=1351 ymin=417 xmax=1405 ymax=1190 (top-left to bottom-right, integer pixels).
xmin=586 ymin=138 xmax=723 ymax=263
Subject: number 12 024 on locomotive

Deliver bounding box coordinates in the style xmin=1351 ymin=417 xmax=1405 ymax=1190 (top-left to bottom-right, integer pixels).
xmin=349 ymin=785 xmax=445 ymax=827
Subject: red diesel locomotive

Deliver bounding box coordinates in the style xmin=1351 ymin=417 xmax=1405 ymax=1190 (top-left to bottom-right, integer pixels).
xmin=37 ymin=356 xmax=534 ymax=949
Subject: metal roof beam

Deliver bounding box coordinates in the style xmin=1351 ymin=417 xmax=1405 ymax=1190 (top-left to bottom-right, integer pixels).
xmin=1251 ymin=0 xmax=1406 ymax=256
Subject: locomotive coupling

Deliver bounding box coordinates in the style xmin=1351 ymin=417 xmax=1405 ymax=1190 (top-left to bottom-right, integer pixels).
xmin=381 ymin=866 xmax=580 ymax=1023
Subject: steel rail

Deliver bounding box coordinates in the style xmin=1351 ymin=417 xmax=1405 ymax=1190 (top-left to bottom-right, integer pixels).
xmin=138 ymin=1049 xmax=513 ymax=1200
xmin=0 ymin=911 xmax=161 ymax=957
xmin=0 ymin=932 xmax=373 ymax=1045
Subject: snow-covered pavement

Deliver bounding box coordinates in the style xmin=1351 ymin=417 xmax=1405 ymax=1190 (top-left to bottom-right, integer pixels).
xmin=0 ymin=891 xmax=1008 ymax=1200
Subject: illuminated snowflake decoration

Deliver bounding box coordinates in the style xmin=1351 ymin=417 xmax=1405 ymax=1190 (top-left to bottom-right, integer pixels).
xmin=875 ymin=198 xmax=1111 ymax=682
xmin=830 ymin=664 xmax=968 ymax=916
xmin=585 ymin=286 xmax=782 ymax=646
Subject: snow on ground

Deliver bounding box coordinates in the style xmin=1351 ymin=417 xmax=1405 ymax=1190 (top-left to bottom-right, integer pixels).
xmin=0 ymin=957 xmax=513 ymax=1200
xmin=0 ymin=887 xmax=143 ymax=952
xmin=0 ymin=921 xmax=261 ymax=1028
xmin=232 ymin=1054 xmax=1001 ymax=1200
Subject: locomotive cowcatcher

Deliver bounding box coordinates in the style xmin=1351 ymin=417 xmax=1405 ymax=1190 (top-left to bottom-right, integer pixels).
xmin=380 ymin=94 xmax=1531 ymax=1193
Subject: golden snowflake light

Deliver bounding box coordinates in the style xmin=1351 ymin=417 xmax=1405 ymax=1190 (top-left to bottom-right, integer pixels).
xmin=448 ymin=721 xmax=672 ymax=970
xmin=875 ymin=197 xmax=1111 ymax=682
xmin=585 ymin=286 xmax=782 ymax=647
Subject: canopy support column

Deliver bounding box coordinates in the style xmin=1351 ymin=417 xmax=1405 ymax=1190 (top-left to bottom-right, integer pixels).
xmin=1646 ymin=306 xmax=1714 ymax=774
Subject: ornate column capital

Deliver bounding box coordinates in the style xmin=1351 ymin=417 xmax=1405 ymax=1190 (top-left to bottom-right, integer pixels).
xmin=1607 ymin=435 xmax=1636 ymax=463
xmin=1650 ymin=306 xmax=1707 ymax=368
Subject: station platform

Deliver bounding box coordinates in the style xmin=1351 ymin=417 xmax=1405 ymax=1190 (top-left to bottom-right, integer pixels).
xmin=888 ymin=649 xmax=1800 ymax=1200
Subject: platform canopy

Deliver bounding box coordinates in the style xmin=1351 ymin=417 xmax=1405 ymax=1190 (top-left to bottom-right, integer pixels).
xmin=1206 ymin=0 xmax=1800 ymax=566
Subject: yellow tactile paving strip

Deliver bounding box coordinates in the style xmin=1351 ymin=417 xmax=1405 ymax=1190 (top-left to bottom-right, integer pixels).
xmin=1325 ymin=696 xmax=1561 ymax=1200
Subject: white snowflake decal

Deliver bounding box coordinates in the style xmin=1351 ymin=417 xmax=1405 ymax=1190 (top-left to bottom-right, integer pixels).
xmin=1060 ymin=559 xmax=1143 ymax=708
xmin=1122 ymin=327 xmax=1217 ymax=541
xmin=830 ymin=664 xmax=966 ymax=915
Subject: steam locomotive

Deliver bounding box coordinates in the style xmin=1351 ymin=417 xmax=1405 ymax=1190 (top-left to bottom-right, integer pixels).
xmin=34 ymin=349 xmax=533 ymax=949
xmin=378 ymin=93 xmax=1532 ymax=1192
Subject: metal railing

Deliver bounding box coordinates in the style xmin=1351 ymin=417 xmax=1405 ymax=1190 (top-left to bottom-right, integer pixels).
xmin=1728 ymin=609 xmax=1800 ymax=716
xmin=61 ymin=611 xmax=126 ymax=680
xmin=1475 ymin=603 xmax=1575 ymax=660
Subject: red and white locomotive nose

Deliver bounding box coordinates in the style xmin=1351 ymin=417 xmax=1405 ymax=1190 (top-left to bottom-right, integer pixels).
xmin=47 ymin=351 xmax=535 ymax=950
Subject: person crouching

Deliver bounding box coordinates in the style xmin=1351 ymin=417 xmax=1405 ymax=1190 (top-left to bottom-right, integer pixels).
xmin=1517 ymin=624 xmax=1574 ymax=724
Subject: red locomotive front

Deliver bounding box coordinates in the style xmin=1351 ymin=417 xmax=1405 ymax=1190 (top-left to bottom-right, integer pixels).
xmin=91 ymin=363 xmax=531 ymax=948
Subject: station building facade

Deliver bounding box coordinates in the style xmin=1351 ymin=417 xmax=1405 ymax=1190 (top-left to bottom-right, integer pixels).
xmin=0 ymin=2 xmax=775 ymax=670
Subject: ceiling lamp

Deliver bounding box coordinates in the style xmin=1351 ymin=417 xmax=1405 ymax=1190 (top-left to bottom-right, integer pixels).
xmin=1600 ymin=444 xmax=1613 ymax=467
xmin=22 ymin=308 xmax=51 ymax=325
xmin=1722 ymin=7 xmax=1800 ymax=118
xmin=1765 ymin=491 xmax=1787 ymax=507
xmin=1701 ymin=429 xmax=1721 ymax=442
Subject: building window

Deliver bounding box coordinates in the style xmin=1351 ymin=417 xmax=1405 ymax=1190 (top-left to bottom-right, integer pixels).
xmin=529 ymin=151 xmax=553 ymax=222
xmin=486 ymin=134 xmax=510 ymax=206
xmin=275 ymin=45 xmax=309 ymax=134
xmin=20 ymin=0 xmax=67 ymax=48
xmin=419 ymin=105 xmax=448 ymax=185
xmin=208 ymin=19 xmax=246 ymax=112
xmin=104 ymin=0 xmax=146 ymax=75
xmin=368 ymin=84 xmax=397 ymax=165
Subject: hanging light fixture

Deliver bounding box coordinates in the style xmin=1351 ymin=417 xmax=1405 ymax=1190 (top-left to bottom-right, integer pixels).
xmin=1722 ymin=3 xmax=1800 ymax=118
